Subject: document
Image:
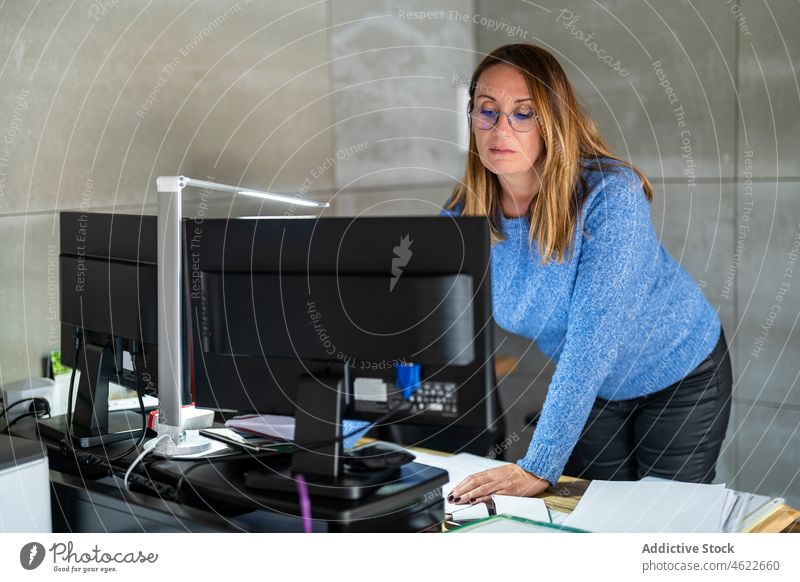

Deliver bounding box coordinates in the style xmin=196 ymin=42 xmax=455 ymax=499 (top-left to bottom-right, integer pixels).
xmin=494 ymin=495 xmax=551 ymax=523
xmin=224 ymin=414 xmax=371 ymax=449
xmin=225 ymin=414 xmax=296 ymax=441
xmin=563 ymin=479 xmax=729 ymax=533
xmin=409 ymin=450 xmax=549 ymax=522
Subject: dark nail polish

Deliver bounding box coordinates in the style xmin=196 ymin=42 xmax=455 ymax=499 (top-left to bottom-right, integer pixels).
xmin=469 ymin=498 xmax=476 ymax=504
xmin=447 ymin=495 xmax=454 ymax=502
xmin=453 ymin=496 xmax=461 ymax=503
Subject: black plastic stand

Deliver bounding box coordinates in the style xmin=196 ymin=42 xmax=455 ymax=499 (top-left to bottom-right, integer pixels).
xmin=243 ymin=368 xmax=394 ymax=500
xmin=148 ymin=457 xmax=448 ymax=532
xmin=37 ymin=410 xmax=144 ymax=448
xmin=38 ymin=342 xmax=145 ymax=447
xmin=243 ymin=464 xmax=400 ymax=500
xmin=290 ymin=372 xmax=343 ymax=477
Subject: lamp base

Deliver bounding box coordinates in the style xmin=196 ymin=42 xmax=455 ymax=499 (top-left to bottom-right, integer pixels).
xmin=145 ymin=429 xmax=214 ymax=459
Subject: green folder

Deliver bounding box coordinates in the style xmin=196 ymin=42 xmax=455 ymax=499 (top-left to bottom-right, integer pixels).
xmin=446 ymin=513 xmax=589 ymax=533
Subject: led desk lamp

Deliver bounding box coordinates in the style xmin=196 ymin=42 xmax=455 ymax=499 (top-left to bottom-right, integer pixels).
xmin=150 ymin=176 xmax=329 ymax=457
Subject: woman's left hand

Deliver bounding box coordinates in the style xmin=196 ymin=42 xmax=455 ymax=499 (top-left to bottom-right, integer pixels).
xmin=448 ymin=464 xmax=550 ymax=505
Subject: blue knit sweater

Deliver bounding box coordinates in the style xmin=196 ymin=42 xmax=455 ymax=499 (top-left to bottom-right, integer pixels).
xmin=440 ymin=162 xmax=721 ymax=485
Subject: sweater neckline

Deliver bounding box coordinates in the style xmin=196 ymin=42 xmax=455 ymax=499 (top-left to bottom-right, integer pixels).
xmin=497 ymin=208 xmax=529 ymax=236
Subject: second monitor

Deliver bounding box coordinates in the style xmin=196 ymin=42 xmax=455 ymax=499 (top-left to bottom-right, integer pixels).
xmin=187 ymin=215 xmax=503 ymax=460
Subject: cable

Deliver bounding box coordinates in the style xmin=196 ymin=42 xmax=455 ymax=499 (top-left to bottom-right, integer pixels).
xmin=63 ymin=329 xmax=83 ymax=448
xmin=124 ymin=434 xmax=170 ymax=491
xmin=55 ymin=332 xmax=157 ymax=497
xmin=2 ymin=409 xmax=51 ymax=434
xmin=1 ymin=398 xmax=51 ymax=434
xmin=0 ymin=397 xmax=50 ymax=420
xmin=60 ymin=333 xmax=147 ymax=463
xmin=103 ymin=389 xmax=147 ymax=463
xmin=172 ymin=456 xmax=221 ymax=503
xmin=103 ymin=342 xmax=148 ymax=462
xmin=63 ymin=387 xmax=409 ymax=502
xmin=53 ymin=333 xmax=170 ymax=498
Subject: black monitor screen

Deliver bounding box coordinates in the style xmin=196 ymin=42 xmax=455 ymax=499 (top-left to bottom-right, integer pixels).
xmin=187 ymin=215 xmax=499 ymax=438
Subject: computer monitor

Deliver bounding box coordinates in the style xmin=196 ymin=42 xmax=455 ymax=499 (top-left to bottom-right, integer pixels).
xmin=38 ymin=212 xmax=166 ymax=447
xmin=186 ymin=215 xmax=503 ymax=483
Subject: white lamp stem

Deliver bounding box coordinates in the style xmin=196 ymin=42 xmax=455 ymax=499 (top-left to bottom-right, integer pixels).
xmin=156 ymin=181 xmax=184 ymax=449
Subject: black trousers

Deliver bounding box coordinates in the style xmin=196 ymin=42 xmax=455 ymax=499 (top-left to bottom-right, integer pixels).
xmin=563 ymin=329 xmax=732 ymax=483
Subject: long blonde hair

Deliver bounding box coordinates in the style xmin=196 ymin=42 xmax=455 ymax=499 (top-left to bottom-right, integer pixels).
xmin=446 ymin=43 xmax=653 ymax=263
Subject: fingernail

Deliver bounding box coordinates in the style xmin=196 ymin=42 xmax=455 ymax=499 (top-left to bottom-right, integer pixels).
xmin=447 ymin=495 xmax=454 ymax=502
xmin=453 ymin=496 xmax=461 ymax=503
xmin=469 ymin=498 xmax=476 ymax=504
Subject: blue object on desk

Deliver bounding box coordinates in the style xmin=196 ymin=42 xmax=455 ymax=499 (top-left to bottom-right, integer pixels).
xmin=342 ymin=419 xmax=372 ymax=449
xmin=395 ymin=362 xmax=422 ymax=400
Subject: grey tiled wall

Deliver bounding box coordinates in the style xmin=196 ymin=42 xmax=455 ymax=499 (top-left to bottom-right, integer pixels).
xmin=1 ymin=1 xmax=333 ymax=379
xmin=737 ymin=1 xmax=800 ymax=179
xmin=329 ymin=0 xmax=475 ymax=192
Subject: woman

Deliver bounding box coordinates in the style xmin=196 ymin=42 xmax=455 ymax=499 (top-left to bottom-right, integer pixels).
xmin=444 ymin=44 xmax=732 ymax=505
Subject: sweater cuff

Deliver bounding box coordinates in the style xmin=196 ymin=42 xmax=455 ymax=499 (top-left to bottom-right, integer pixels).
xmin=516 ymin=442 xmax=567 ymax=487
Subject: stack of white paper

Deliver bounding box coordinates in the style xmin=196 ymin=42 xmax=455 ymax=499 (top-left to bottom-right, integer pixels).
xmin=226 ymin=414 xmax=296 ymax=441
xmin=563 ymin=479 xmax=730 ymax=533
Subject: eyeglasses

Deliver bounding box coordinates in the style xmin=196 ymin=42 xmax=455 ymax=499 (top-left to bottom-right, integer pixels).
xmin=470 ymin=104 xmax=538 ymax=133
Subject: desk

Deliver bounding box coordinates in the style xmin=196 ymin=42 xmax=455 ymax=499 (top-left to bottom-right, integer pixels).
xmin=11 ymin=421 xmax=448 ymax=532
xmin=406 ymin=444 xmax=800 ymax=534
xmin=8 ymin=419 xmax=799 ymax=533
xmin=538 ymin=477 xmax=800 ymax=532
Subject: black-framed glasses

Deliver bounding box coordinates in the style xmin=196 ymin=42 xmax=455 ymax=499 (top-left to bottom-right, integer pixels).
xmin=470 ymin=104 xmax=537 ymax=133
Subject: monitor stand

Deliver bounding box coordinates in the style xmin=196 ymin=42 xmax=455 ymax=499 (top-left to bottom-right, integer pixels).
xmin=242 ymin=369 xmax=390 ymax=500
xmin=37 ymin=411 xmax=144 ymax=448
xmin=147 ymin=457 xmax=448 ymax=532
xmin=38 ymin=341 xmax=146 ymax=447
xmin=243 ymin=464 xmax=400 ymax=501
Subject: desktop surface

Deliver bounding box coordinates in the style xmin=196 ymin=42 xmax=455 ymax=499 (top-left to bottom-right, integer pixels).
xmin=15 ymin=419 xmax=449 ymax=533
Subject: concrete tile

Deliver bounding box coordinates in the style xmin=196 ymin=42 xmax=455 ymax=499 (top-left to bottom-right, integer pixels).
xmin=495 ymin=371 xmax=551 ymax=462
xmin=734 ymin=181 xmax=800 ymax=407
xmin=494 ymin=322 xmax=555 ymax=377
xmin=329 ymin=0 xmax=475 ymax=188
xmin=738 ymin=0 xmax=800 ymax=179
xmin=713 ymin=395 xmax=740 ymax=488
xmin=729 ymin=400 xmax=800 ymax=508
xmin=476 ymin=0 xmax=736 ymax=180
xmin=0 ymin=0 xmax=334 ymax=215
xmin=650 ymin=182 xmax=736 ymax=340
xmin=493 ymin=324 xmax=554 ymax=463
xmin=713 ymin=432 xmax=739 ymax=489
xmin=0 ymin=213 xmax=61 ymax=385
xmin=330 ymin=184 xmax=457 ymax=217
